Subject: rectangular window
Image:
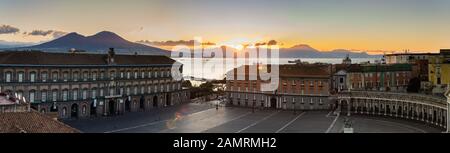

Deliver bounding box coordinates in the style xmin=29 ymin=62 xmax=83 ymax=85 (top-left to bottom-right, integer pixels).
xmin=29 ymin=92 xmax=35 ymax=103
xmin=18 ymin=73 xmax=23 ymax=82
xmin=141 ymin=72 xmax=145 ymax=78
xmin=52 ymin=72 xmax=58 ymax=82
xmin=63 ymin=90 xmax=68 ymax=101
xmin=73 ymin=90 xmax=78 ymax=100
xmin=52 ymin=91 xmax=57 ymax=102
xmin=134 ymin=87 xmax=138 ymax=95
xmin=121 ymin=72 xmax=124 ymax=78
xmin=42 ymin=73 xmax=48 ymax=82
xmin=83 ymin=90 xmax=88 ymax=99
xmin=134 ymin=72 xmax=138 ymax=78
xmin=92 ymin=72 xmax=97 ymax=81
xmin=110 ymin=88 xmax=114 ymax=96
xmin=63 ymin=72 xmax=68 ymax=81
xmin=127 ymin=72 xmax=131 ymax=79
xmin=5 ymin=73 xmax=11 ymax=82
xmin=100 ymin=89 xmax=104 ymax=97
xmin=140 ymin=86 xmax=145 ymax=94
xmin=41 ymin=91 xmax=47 ymax=102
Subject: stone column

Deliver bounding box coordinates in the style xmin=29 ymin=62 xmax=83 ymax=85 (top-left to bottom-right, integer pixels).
xmin=447 ymin=100 xmax=450 ymax=132
xmin=347 ymin=99 xmax=351 ymax=116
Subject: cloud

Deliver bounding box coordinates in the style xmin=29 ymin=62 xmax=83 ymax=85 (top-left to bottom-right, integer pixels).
xmin=52 ymin=31 xmax=68 ymax=38
xmin=137 ymin=40 xmax=216 ymax=46
xmin=25 ymin=30 xmax=67 ymax=38
xmin=0 ymin=25 xmax=20 ymax=34
xmin=255 ymin=40 xmax=278 ymax=46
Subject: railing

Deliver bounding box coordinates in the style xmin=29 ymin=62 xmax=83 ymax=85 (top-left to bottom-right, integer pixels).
xmin=338 ymin=91 xmax=447 ymax=108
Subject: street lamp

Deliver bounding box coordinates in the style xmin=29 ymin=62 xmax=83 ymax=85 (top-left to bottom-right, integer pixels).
xmin=293 ymin=101 xmax=296 ymax=115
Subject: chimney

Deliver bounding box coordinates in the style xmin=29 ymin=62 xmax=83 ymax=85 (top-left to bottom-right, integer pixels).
xmin=108 ymin=48 xmax=115 ymax=64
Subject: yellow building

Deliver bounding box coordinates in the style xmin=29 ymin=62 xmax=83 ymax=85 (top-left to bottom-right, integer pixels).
xmin=428 ymin=49 xmax=450 ymax=93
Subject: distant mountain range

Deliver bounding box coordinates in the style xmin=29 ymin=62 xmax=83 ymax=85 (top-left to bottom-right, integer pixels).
xmin=279 ymin=44 xmax=380 ymax=58
xmin=7 ymin=31 xmax=169 ymax=55
xmin=1 ymin=31 xmax=380 ymax=58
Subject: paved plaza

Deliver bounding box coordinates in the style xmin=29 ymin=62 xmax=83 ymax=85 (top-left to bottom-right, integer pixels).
xmin=64 ymin=101 xmax=444 ymax=133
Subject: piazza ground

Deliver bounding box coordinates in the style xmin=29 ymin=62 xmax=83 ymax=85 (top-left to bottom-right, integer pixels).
xmin=64 ymin=101 xmax=444 ymax=133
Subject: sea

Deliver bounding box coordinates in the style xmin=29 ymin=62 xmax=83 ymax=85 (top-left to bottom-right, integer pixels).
xmin=174 ymin=57 xmax=380 ymax=86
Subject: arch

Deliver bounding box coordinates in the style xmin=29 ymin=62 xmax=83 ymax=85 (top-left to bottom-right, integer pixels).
xmin=153 ymin=95 xmax=158 ymax=107
xmin=270 ymin=97 xmax=277 ymax=109
xmin=166 ymin=94 xmax=171 ymax=106
xmin=62 ymin=107 xmax=67 ymax=117
xmin=125 ymin=99 xmax=131 ymax=112
xmin=139 ymin=96 xmax=145 ymax=110
xmin=90 ymin=101 xmax=97 ymax=116
xmin=71 ymin=103 xmax=79 ymax=118
xmin=109 ymin=100 xmax=116 ymax=115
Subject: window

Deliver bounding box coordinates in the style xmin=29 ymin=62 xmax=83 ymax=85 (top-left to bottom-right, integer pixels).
xmin=134 ymin=71 xmax=138 ymax=78
xmin=160 ymin=85 xmax=164 ymax=92
xmin=110 ymin=71 xmax=115 ymax=79
xmin=339 ymin=78 xmax=344 ymax=83
xmin=120 ymin=71 xmax=124 ymax=78
xmin=73 ymin=89 xmax=78 ymax=100
xmin=82 ymin=89 xmax=88 ymax=100
xmin=154 ymin=85 xmax=157 ymax=93
xmin=5 ymin=72 xmax=11 ymax=82
xmin=92 ymin=89 xmax=96 ymax=98
xmin=109 ymin=88 xmax=114 ymax=96
xmin=166 ymin=84 xmax=170 ymax=92
xmin=63 ymin=72 xmax=68 ymax=81
xmin=73 ymin=72 xmax=79 ymax=81
xmin=141 ymin=72 xmax=145 ymax=78
xmin=148 ymin=86 xmax=152 ymax=93
xmin=127 ymin=71 xmax=131 ymax=79
xmin=83 ymin=72 xmax=89 ymax=81
xmin=100 ymin=89 xmax=104 ymax=97
xmin=52 ymin=90 xmax=57 ymax=102
xmin=29 ymin=91 xmax=35 ymax=103
xmin=126 ymin=87 xmax=130 ymax=95
xmin=134 ymin=86 xmax=138 ymax=95
xmin=120 ymin=88 xmax=124 ymax=95
xmin=140 ymin=86 xmax=145 ymax=94
xmin=18 ymin=72 xmax=24 ymax=82
xmin=52 ymin=72 xmax=58 ymax=82
xmin=41 ymin=90 xmax=47 ymax=102
xmin=41 ymin=72 xmax=48 ymax=82
xmin=62 ymin=90 xmax=68 ymax=101
xmin=92 ymin=72 xmax=97 ymax=81
xmin=100 ymin=71 xmax=105 ymax=79
xmin=154 ymin=71 xmax=158 ymax=78
xmin=148 ymin=71 xmax=152 ymax=78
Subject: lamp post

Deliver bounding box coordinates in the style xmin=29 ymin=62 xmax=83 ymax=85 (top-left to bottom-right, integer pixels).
xmin=293 ymin=101 xmax=296 ymax=115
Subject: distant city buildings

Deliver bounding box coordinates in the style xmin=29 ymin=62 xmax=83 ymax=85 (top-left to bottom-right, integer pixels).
xmin=0 ymin=48 xmax=190 ymax=119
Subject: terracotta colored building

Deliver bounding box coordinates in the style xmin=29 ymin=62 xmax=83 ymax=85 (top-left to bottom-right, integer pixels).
xmin=225 ymin=63 xmax=332 ymax=110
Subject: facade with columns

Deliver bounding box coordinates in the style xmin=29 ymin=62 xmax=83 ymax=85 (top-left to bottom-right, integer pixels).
xmin=225 ymin=64 xmax=332 ymax=110
xmin=336 ymin=91 xmax=448 ymax=130
xmin=0 ymin=49 xmax=190 ymax=119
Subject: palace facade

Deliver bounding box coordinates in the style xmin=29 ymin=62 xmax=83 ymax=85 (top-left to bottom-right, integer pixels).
xmin=0 ymin=49 xmax=189 ymax=119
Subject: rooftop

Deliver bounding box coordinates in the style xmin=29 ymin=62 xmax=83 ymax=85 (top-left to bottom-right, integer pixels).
xmin=0 ymin=51 xmax=175 ymax=66
xmin=0 ymin=111 xmax=80 ymax=133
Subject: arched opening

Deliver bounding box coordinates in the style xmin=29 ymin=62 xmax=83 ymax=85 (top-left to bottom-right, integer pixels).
xmin=109 ymin=100 xmax=115 ymax=115
xmin=166 ymin=94 xmax=171 ymax=106
xmin=340 ymin=100 xmax=348 ymax=113
xmin=71 ymin=103 xmax=79 ymax=118
xmin=140 ymin=96 xmax=145 ymax=110
xmin=90 ymin=101 xmax=97 ymax=116
xmin=153 ymin=96 xmax=158 ymax=107
xmin=270 ymin=97 xmax=277 ymax=109
xmin=386 ymin=105 xmax=391 ymax=114
xmin=125 ymin=99 xmax=131 ymax=112
xmin=398 ymin=106 xmax=402 ymax=116
xmin=433 ymin=110 xmax=437 ymax=122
